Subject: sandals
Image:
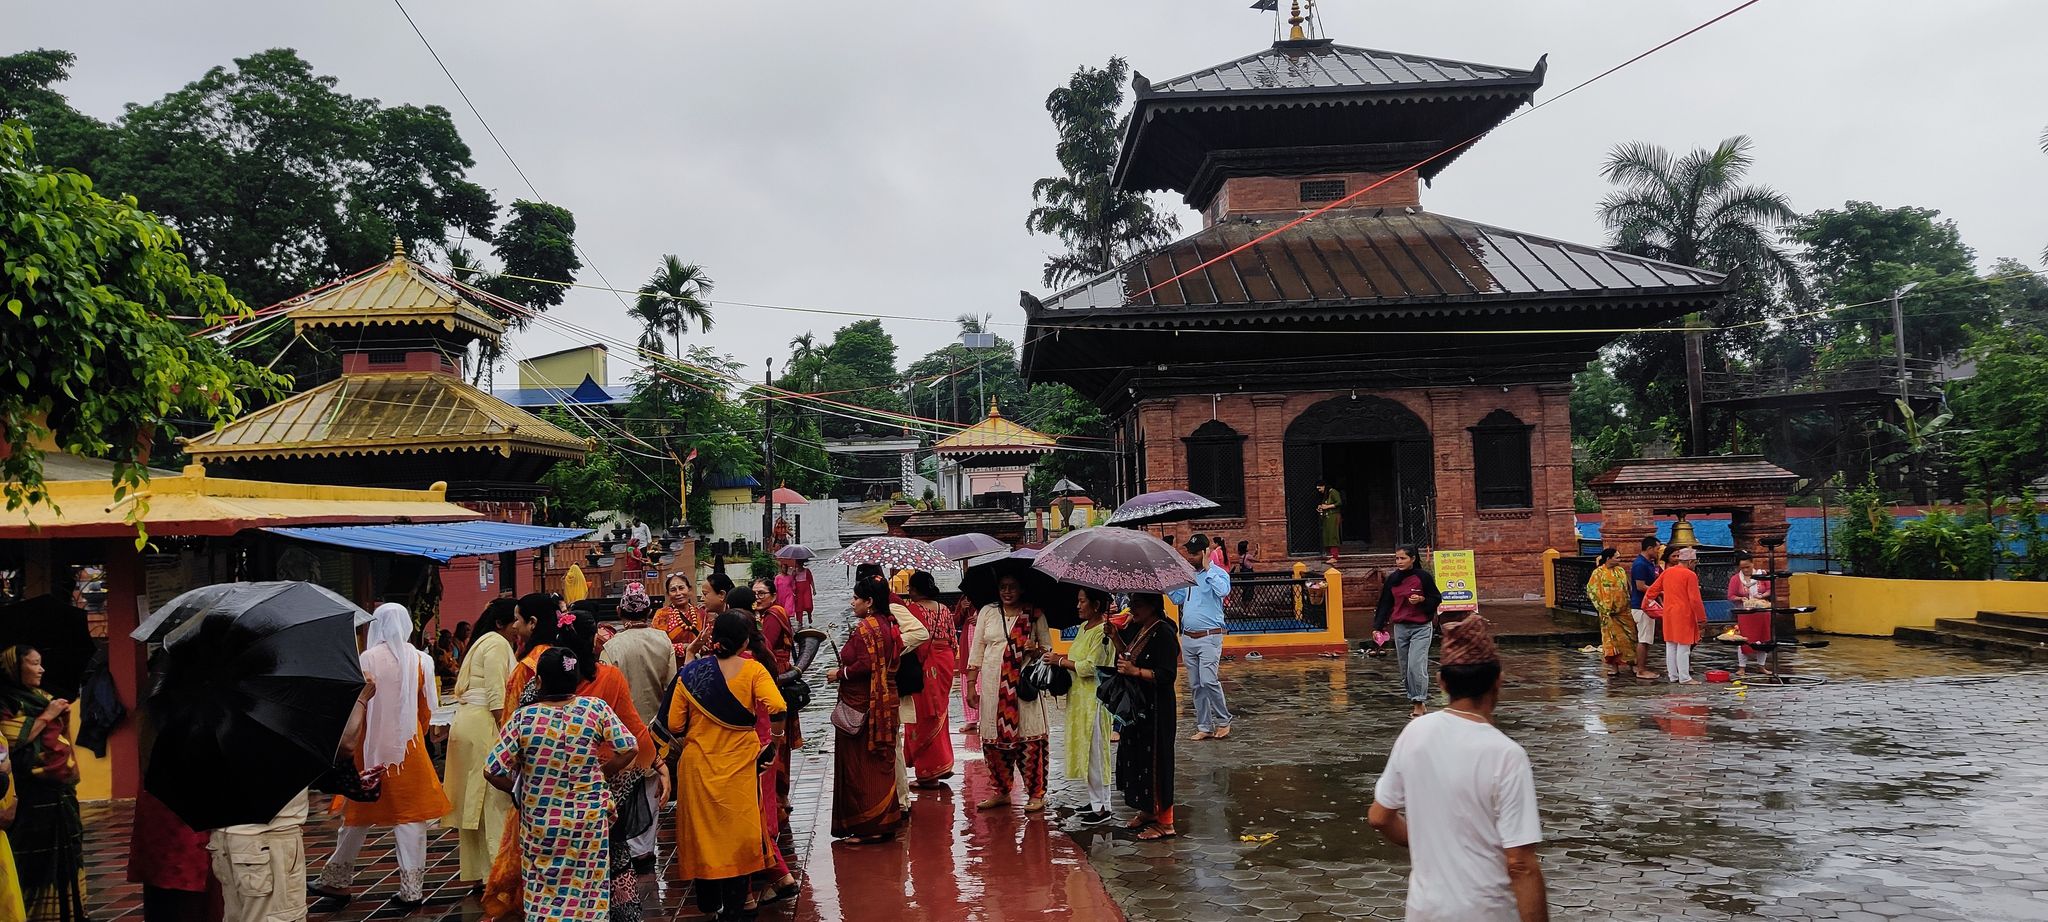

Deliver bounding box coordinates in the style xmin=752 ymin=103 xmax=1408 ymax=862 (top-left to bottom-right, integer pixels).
xmin=1135 ymin=824 xmax=1178 ymax=841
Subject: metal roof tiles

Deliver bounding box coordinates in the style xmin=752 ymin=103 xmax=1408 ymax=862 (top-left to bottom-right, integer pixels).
xmin=288 ymin=256 xmax=505 ymax=341
xmin=1143 ymin=40 xmax=1537 ymax=97
xmin=182 ymin=372 xmax=590 ymax=462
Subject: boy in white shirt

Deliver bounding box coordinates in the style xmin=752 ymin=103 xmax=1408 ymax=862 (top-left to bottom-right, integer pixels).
xmin=1369 ymin=615 xmax=1548 ymax=922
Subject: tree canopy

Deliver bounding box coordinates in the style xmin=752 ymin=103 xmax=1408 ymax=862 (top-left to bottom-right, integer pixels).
xmin=0 ymin=122 xmax=288 ymax=525
xmin=1026 ymin=57 xmax=1178 ymax=289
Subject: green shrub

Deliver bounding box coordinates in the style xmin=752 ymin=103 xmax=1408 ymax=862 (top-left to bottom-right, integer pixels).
xmin=2007 ymin=490 xmax=2048 ymax=581
xmin=1890 ymin=510 xmax=1996 ymax=580
xmin=1835 ymin=480 xmax=1896 ymax=577
xmin=748 ymin=551 xmax=779 ymax=581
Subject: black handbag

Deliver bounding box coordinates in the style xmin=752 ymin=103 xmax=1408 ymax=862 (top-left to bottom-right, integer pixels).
xmin=778 ymin=674 xmax=813 ymax=713
xmin=1094 ymin=666 xmax=1146 ymax=724
xmin=895 ymin=646 xmax=925 ymax=696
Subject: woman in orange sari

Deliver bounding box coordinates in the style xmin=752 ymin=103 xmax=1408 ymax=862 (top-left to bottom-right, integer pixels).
xmin=828 ymin=580 xmax=903 ymax=843
xmin=902 ymin=571 xmax=955 ymax=787
xmin=481 ymin=602 xmax=653 ymax=921
xmin=652 ymin=572 xmax=706 ymax=661
xmin=666 ymin=612 xmax=787 ymax=921
xmin=311 ymin=603 xmax=450 ymax=907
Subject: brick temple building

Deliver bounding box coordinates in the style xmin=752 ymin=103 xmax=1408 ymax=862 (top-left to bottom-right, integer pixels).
xmin=1021 ymin=31 xmax=1727 ymax=600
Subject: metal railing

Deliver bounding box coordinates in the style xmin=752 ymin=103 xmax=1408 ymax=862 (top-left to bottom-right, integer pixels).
xmin=1703 ymin=356 xmax=1945 ymax=404
xmin=1225 ymin=575 xmax=1325 ymax=634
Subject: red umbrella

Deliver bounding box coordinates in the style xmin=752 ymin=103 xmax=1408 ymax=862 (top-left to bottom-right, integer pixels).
xmin=759 ymin=486 xmax=809 ymax=505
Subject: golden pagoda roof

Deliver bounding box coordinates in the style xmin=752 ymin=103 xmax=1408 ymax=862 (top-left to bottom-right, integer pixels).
xmin=182 ymin=372 xmax=590 ymax=462
xmin=931 ymin=398 xmax=1057 ymax=455
xmin=287 ymin=243 xmax=504 ymax=342
xmin=0 ymin=464 xmax=480 ymax=540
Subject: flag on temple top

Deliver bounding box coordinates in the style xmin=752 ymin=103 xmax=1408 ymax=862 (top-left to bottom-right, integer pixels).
xmin=1249 ymin=0 xmax=1279 ymax=10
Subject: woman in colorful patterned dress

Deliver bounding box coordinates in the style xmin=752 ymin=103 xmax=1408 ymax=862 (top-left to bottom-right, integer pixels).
xmin=966 ymin=574 xmax=1053 ymax=814
xmin=487 ymin=647 xmax=638 ymax=922
xmin=0 ymin=647 xmax=81 ymax=922
xmin=668 ymin=612 xmax=788 ymax=920
xmin=1587 ymin=548 xmax=1651 ymax=679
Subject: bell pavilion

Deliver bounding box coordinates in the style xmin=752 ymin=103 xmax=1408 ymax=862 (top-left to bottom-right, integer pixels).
xmin=1021 ymin=23 xmax=1727 ymax=605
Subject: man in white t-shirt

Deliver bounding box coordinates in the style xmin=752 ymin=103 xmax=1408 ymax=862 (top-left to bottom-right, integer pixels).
xmin=1369 ymin=615 xmax=1548 ymax=922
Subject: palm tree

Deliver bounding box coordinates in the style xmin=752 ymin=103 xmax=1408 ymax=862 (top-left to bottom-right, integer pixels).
xmin=632 ymin=255 xmax=715 ymax=359
xmin=1596 ymin=136 xmax=1806 ymax=448
xmin=956 ymin=312 xmax=993 ymax=336
xmin=1597 ymin=136 xmax=1804 ymax=292
xmin=1026 ymin=57 xmax=1180 ymax=289
xmin=787 ymin=332 xmax=823 ymax=391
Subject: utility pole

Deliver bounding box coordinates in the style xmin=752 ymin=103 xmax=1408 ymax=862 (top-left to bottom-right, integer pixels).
xmin=761 ymin=358 xmax=776 ymax=547
xmin=1683 ymin=313 xmax=1706 ymax=456
xmin=1892 ymin=282 xmax=1921 ymax=406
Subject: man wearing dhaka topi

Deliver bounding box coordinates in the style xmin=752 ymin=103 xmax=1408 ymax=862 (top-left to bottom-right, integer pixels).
xmin=1369 ymin=615 xmax=1548 ymax=921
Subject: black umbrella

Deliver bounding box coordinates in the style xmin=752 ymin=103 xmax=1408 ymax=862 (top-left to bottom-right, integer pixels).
xmin=961 ymin=551 xmax=1079 ymax=630
xmin=134 ymin=581 xmax=373 ymax=645
xmin=141 ymin=581 xmax=367 ymax=830
xmin=0 ymin=595 xmax=96 ymax=700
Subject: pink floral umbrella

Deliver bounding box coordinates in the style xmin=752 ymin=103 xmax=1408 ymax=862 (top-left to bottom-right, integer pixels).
xmin=1030 ymin=527 xmax=1199 ymax=595
xmin=831 ymin=536 xmax=955 ymax=573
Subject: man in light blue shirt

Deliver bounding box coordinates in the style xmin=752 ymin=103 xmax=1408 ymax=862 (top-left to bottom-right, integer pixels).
xmin=1169 ymin=536 xmax=1234 ymax=740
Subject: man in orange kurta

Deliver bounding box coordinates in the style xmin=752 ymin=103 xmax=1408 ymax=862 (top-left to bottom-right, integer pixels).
xmin=1642 ymin=546 xmax=1708 ymax=684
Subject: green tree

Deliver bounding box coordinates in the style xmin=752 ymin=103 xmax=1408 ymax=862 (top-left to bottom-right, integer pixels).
xmin=1597 ymin=136 xmax=1804 ymax=436
xmin=1951 ymin=327 xmax=2048 ymax=494
xmin=1026 ymin=57 xmax=1179 ymax=289
xmin=1569 ymin=360 xmax=1631 ymax=440
xmin=469 ymin=199 xmax=580 ymax=382
xmin=1786 ymin=202 xmax=1989 ymax=364
xmin=0 ymin=122 xmax=289 ymax=526
xmin=805 ymin=320 xmax=909 ymax=440
xmin=88 ymin=48 xmax=497 ymax=306
xmin=631 ymin=255 xmax=714 ymax=358
xmin=0 ymin=50 xmax=112 ymax=170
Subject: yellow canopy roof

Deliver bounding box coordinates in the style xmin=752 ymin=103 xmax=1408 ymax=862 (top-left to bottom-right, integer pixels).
xmin=182 ymin=371 xmax=591 ymax=462
xmin=287 ymin=251 xmax=504 ymax=342
xmin=0 ymin=465 xmax=480 ymax=539
xmin=931 ymin=398 xmax=1058 ymax=455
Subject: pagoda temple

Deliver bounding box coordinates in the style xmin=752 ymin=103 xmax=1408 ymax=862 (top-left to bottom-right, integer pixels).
xmin=930 ymin=398 xmax=1057 ymax=515
xmin=1020 ymin=24 xmax=1727 ymax=604
xmin=183 ymin=243 xmax=589 ymax=611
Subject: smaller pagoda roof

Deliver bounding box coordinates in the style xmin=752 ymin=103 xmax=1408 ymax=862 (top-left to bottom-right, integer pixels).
xmin=1588 ymin=457 xmax=1798 ymax=495
xmin=931 ymin=399 xmax=1057 ymax=456
xmin=286 ymin=243 xmax=505 ymax=342
xmin=182 ymin=372 xmax=590 ymax=463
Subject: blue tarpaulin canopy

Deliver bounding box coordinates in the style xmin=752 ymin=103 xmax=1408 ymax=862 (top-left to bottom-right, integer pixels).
xmin=264 ymin=522 xmax=591 ymax=563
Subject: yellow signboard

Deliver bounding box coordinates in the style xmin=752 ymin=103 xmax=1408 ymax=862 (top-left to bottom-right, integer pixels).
xmin=1433 ymin=549 xmax=1478 ymax=611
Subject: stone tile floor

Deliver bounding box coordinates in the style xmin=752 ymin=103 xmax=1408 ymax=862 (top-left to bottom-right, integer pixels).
xmin=1058 ymin=636 xmax=2048 ymax=921
xmin=80 ymin=585 xmax=2048 ymax=922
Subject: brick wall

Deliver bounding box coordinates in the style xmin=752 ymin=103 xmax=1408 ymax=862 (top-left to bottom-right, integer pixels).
xmin=1205 ymin=171 xmax=1421 ymax=226
xmin=1133 ymin=383 xmax=1578 ymax=604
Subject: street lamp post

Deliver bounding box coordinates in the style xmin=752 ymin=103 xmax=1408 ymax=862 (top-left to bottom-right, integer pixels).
xmin=1891 ymin=282 xmax=1921 ymax=406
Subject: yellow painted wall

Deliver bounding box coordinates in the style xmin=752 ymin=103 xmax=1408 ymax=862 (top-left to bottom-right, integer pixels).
xmin=708 ymin=487 xmax=754 ymax=506
xmin=1789 ymin=573 xmax=2048 ymax=636
xmin=1047 ymin=566 xmax=1346 ymax=656
xmin=518 ymin=346 xmax=608 ymax=389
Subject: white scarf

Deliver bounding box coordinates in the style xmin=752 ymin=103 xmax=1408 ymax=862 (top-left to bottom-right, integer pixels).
xmin=360 ymin=602 xmax=430 ymax=772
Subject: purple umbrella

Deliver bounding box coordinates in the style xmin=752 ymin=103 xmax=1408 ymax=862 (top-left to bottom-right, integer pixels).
xmin=1031 ymin=527 xmax=1198 ymax=595
xmin=1106 ymin=489 xmax=1222 ymax=527
xmin=773 ymin=544 xmax=815 ymax=561
xmin=831 ymin=536 xmax=956 ymax=573
xmin=929 ymin=532 xmax=1010 ymax=561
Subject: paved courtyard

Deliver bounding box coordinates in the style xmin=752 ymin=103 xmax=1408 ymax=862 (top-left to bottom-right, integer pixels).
xmin=78 ymin=581 xmax=2048 ymax=921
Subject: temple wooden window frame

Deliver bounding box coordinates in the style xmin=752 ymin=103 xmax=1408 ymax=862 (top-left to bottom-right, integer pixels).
xmin=1183 ymin=419 xmax=1247 ymax=517
xmin=1470 ymin=409 xmax=1534 ymax=509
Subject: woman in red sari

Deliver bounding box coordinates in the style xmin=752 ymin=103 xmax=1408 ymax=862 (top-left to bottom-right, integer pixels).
xmin=652 ymin=572 xmax=705 ymax=661
xmin=901 ymin=571 xmax=955 ymax=787
xmin=827 ymin=580 xmax=903 ymax=843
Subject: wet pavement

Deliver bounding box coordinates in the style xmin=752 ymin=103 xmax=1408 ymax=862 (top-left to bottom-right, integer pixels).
xmin=78 ymin=569 xmax=2048 ymax=921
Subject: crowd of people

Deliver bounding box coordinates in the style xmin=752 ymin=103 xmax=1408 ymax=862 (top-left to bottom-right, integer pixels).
xmin=1586 ymin=537 xmax=1776 ymax=684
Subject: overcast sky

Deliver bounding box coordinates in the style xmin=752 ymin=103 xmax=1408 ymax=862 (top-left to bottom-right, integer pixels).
xmin=11 ymin=0 xmax=2046 ymax=382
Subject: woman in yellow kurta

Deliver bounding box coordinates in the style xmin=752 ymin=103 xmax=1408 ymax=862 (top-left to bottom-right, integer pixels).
xmin=311 ymin=603 xmax=451 ymax=907
xmin=1053 ymin=586 xmax=1117 ymax=823
xmin=0 ymin=713 xmax=31 ymax=922
xmin=441 ymin=599 xmax=522 ymax=886
xmin=668 ymin=612 xmax=786 ymax=920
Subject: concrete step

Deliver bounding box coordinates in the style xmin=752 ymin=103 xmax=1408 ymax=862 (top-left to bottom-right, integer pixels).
xmin=1933 ymin=617 xmax=2048 ymax=645
xmin=1976 ymin=610 xmax=2048 ymax=631
xmin=1895 ymin=624 xmax=2048 ymax=661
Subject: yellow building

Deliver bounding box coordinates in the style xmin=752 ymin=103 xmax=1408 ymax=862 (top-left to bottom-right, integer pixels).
xmin=519 ymin=343 xmax=611 ymax=390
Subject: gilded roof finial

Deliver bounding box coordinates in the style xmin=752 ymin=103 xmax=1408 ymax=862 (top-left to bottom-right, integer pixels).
xmin=987 ymin=396 xmax=1002 ymax=418
xmin=1288 ymin=0 xmax=1306 ymax=40
xmin=392 ymin=236 xmax=407 ymax=259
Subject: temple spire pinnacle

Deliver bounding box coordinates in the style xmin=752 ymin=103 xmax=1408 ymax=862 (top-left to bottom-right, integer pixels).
xmin=392 ymin=236 xmax=407 ymax=259
xmin=987 ymin=396 xmax=1002 ymax=418
xmin=1287 ymin=0 xmax=1306 ymax=40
